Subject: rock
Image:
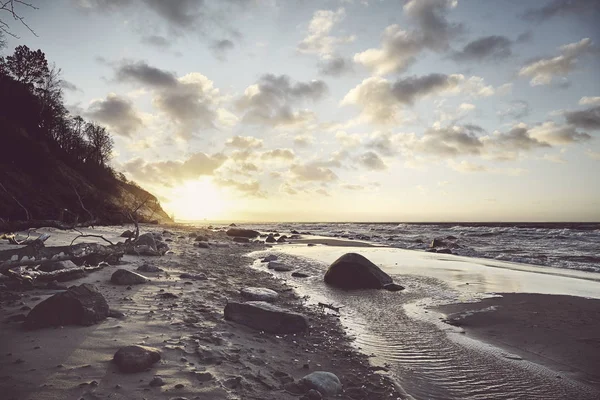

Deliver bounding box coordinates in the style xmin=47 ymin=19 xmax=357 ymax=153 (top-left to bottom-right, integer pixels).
xmin=24 ymin=284 xmax=109 ymax=329
xmin=149 ymin=376 xmax=165 ymax=387
xmin=430 ymin=238 xmax=446 ymax=248
xmin=226 ymin=228 xmax=259 ymax=238
xmin=224 ymin=301 xmax=308 ymax=333
xmin=261 ymin=255 xmax=278 ymax=263
xmin=446 ymin=235 xmax=458 ymax=240
xmin=120 ymin=230 xmax=135 ymax=238
xmin=137 ymin=264 xmax=163 ymax=273
xmin=189 ymin=232 xmax=198 ymax=238
xmin=108 ymin=309 xmax=125 ymax=319
xmin=300 ymin=371 xmax=342 ymax=396
xmin=131 ymin=233 xmax=169 ymax=255
xmin=229 ymin=223 xmax=237 ymax=227
xmin=383 ymin=283 xmax=405 ymax=291
xmin=268 ymin=262 xmax=292 ymax=272
xmin=38 ymin=260 xmax=78 ymax=273
xmin=291 ymin=230 xmax=300 ymax=234
xmin=179 ymin=273 xmax=207 ymax=281
xmin=113 ymin=345 xmax=161 ymax=373
xmin=194 ymin=235 xmax=208 ymax=242
xmin=46 ymin=280 xmax=68 ymax=290
xmin=240 ymin=287 xmax=279 ymax=302
xmin=301 ymin=389 xmax=323 ymax=400
xmin=324 ymin=253 xmax=393 ymax=290
xmin=194 ymin=242 xmax=210 ymax=248
xmin=194 ymin=372 xmax=214 ymax=382
xmin=158 ymin=292 xmax=178 ymax=299
xmin=273 ymin=233 xmax=280 ymax=237
xmin=414 ymin=238 xmax=424 ymax=244
xmin=276 ymin=235 xmax=287 ymax=243
xmin=307 ymin=243 xmax=316 ymax=247
xmin=265 ymin=235 xmax=276 ymax=243
xmin=436 ymin=248 xmax=453 ymax=254
xmin=111 ymin=269 xmax=148 ymax=285
xmin=233 ymin=237 xmax=250 ymax=243
xmin=292 ymin=272 xmax=309 ymax=278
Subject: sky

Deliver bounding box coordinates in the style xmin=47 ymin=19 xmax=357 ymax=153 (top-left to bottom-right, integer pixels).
xmin=3 ymin=0 xmax=600 ymax=222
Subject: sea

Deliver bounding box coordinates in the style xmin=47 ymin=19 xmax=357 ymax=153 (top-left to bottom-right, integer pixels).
xmin=239 ymin=222 xmax=600 ymax=273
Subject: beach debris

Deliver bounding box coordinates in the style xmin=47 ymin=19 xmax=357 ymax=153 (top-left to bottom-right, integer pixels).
xmin=38 ymin=260 xmax=78 ymax=273
xmin=24 ymin=283 xmax=109 ymax=329
xmin=226 ymin=228 xmax=260 ymax=238
xmin=137 ymin=263 xmax=163 ymax=273
xmin=179 ymin=272 xmax=207 ymax=281
xmin=324 ymin=253 xmax=402 ymax=290
xmin=110 ymin=269 xmax=148 ymax=285
xmin=113 ymin=345 xmax=161 ymax=373
xmin=261 ymin=255 xmax=278 ymax=262
xmin=292 ymin=271 xmax=309 ymax=278
xmin=300 ymin=371 xmax=342 ymax=397
xmin=224 ymin=301 xmax=309 ymax=333
xmin=240 ymin=287 xmax=279 ymax=302
xmin=317 ymin=302 xmax=341 ymax=313
xmin=267 ymin=261 xmax=292 ymax=272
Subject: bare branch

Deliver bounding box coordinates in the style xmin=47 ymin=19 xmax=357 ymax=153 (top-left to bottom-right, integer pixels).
xmin=0 ymin=181 xmax=30 ymax=220
xmin=72 ymin=184 xmax=95 ymax=222
xmin=0 ymin=0 xmax=38 ymax=38
xmin=70 ymin=234 xmax=115 ymax=247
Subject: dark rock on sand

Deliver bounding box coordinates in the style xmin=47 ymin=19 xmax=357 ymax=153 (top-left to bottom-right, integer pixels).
xmin=324 ymin=253 xmax=394 ymax=290
xmin=24 ymin=284 xmax=109 ymax=329
xmin=277 ymin=235 xmax=287 ymax=243
xmin=131 ymin=233 xmax=170 ymax=255
xmin=38 ymin=260 xmax=78 ymax=272
xmin=436 ymin=248 xmax=453 ymax=254
xmin=291 ymin=230 xmax=300 ymax=234
xmin=301 ymin=389 xmax=323 ymax=400
xmin=268 ymin=262 xmax=292 ymax=272
xmin=430 ymin=238 xmax=446 ymax=248
xmin=120 ymin=230 xmax=135 ymax=238
xmin=446 ymin=235 xmax=458 ymax=240
xmin=261 ymin=255 xmax=278 ymax=263
xmin=194 ymin=235 xmax=208 ymax=242
xmin=137 ymin=264 xmax=163 ymax=273
xmin=233 ymin=237 xmax=250 ymax=243
xmin=265 ymin=235 xmax=277 ymax=243
xmin=149 ymin=376 xmax=165 ymax=387
xmin=226 ymin=228 xmax=259 ymax=238
xmin=383 ymin=283 xmax=405 ymax=291
xmin=240 ymin=287 xmax=279 ymax=302
xmin=300 ymin=371 xmax=342 ymax=396
xmin=194 ymin=242 xmax=210 ymax=248
xmin=111 ymin=269 xmax=148 ymax=285
xmin=224 ymin=301 xmax=308 ymax=333
xmin=113 ymin=345 xmax=161 ymax=373
xmin=179 ymin=273 xmax=207 ymax=281
xmin=292 ymin=272 xmax=310 ymax=278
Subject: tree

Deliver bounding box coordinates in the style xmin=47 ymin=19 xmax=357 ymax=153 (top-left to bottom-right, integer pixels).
xmin=0 ymin=44 xmax=49 ymax=87
xmin=0 ymin=0 xmax=38 ymax=39
xmin=84 ymin=123 xmax=114 ymax=167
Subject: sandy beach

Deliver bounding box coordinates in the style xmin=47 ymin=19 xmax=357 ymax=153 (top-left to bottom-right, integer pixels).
xmin=0 ymin=226 xmax=407 ymax=400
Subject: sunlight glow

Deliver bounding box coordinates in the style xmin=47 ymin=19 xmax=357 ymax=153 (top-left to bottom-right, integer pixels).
xmin=164 ymin=179 xmax=228 ymax=221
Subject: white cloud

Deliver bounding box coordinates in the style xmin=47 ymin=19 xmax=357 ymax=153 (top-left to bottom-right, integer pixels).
xmin=579 ymin=96 xmax=600 ymax=106
xmin=297 ymin=8 xmax=355 ymax=58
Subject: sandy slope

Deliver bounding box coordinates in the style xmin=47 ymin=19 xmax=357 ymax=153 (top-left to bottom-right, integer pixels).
xmin=0 ymin=225 xmax=407 ymax=400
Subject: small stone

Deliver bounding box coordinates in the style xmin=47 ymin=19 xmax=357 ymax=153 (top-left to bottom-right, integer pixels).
xmin=113 ymin=345 xmax=161 ymax=373
xmin=149 ymin=376 xmax=165 ymax=387
xmin=174 ymin=383 xmax=185 ymax=389
xmin=195 ymin=372 xmax=213 ymax=382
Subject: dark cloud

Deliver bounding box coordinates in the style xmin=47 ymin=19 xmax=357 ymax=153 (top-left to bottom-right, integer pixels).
xmin=123 ymin=152 xmax=226 ymax=186
xmin=565 ymin=106 xmax=600 ymax=130
xmin=390 ymin=73 xmax=457 ymax=105
xmin=522 ymin=0 xmax=600 ymax=22
xmin=529 ymin=122 xmax=591 ymax=145
xmin=141 ymin=35 xmax=171 ymax=49
xmin=318 ymin=56 xmax=353 ymax=76
xmin=290 ymin=162 xmax=338 ymax=182
xmin=86 ymin=93 xmax=143 ymax=136
xmin=359 ymin=151 xmax=387 ymax=171
xmin=115 ymin=60 xmax=178 ymax=88
xmin=516 ymin=30 xmax=533 ymax=44
xmin=61 ymin=80 xmax=81 ymax=92
xmin=236 ymin=74 xmax=328 ymax=127
xmin=404 ymin=0 xmax=463 ymax=51
xmin=451 ymin=35 xmax=512 ymax=62
xmin=366 ymin=131 xmax=400 ymax=156
xmin=211 ymin=39 xmax=235 ymax=60
xmin=261 ymin=148 xmax=296 ymax=161
xmin=485 ymin=126 xmax=549 ymax=153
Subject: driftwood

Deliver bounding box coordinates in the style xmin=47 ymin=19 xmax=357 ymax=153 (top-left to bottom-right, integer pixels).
xmin=6 ymin=264 xmax=104 ymax=284
xmin=0 ymin=240 xmax=124 ymax=275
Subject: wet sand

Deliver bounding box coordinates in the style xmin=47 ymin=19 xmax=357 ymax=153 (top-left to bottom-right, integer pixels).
xmin=435 ymin=293 xmax=600 ymax=389
xmin=0 ymin=226 xmax=407 ymax=400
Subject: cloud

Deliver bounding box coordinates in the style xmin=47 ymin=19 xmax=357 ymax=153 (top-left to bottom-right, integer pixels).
xmin=579 ymin=96 xmax=600 ymax=106
xmin=401 ymin=125 xmax=484 ymax=158
xmin=318 ymin=56 xmax=354 ymax=76
xmin=342 ymin=73 xmax=492 ymax=124
xmin=211 ymin=39 xmax=235 ymax=60
xmin=523 ymin=0 xmax=600 ymax=22
xmin=531 ymin=121 xmax=593 ymax=144
xmin=451 ymin=35 xmax=512 ymax=62
xmin=290 ymin=162 xmax=338 ymax=182
xmin=141 ymin=34 xmax=171 ymax=49
xmin=214 ymin=177 xmax=265 ymax=197
xmin=586 ymin=149 xmax=600 ymax=160
xmin=342 ymin=184 xmax=364 ymax=191
xmin=225 ymin=135 xmax=263 ymax=149
xmin=261 ymin=148 xmax=296 ymax=161
xmin=359 ymin=151 xmax=387 ymax=170
xmin=236 ymin=74 xmax=327 ymax=127
xmin=335 ymin=131 xmax=362 ymax=149
xmin=86 ymin=93 xmax=143 ymax=136
xmin=123 ymin=152 xmax=227 ymax=186
xmin=114 ymin=61 xmax=222 ymax=138
xmin=354 ymin=0 xmax=461 ymax=75
xmin=61 ymin=80 xmax=81 ymax=92
xmin=297 ymin=8 xmax=355 ymax=58
xmin=497 ymin=100 xmax=530 ymax=120
xmin=294 ymin=134 xmax=314 ymax=147
xmin=518 ymin=38 xmax=593 ymax=86
xmin=565 ymin=106 xmax=600 ymax=130
xmin=448 ymin=160 xmax=488 ymax=173
xmin=366 ymin=131 xmax=403 ymax=156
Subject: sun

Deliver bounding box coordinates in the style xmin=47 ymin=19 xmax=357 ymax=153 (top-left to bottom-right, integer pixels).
xmin=164 ymin=179 xmax=228 ymax=221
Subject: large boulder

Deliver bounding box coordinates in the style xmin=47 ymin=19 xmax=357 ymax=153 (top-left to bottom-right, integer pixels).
xmin=265 ymin=235 xmax=277 ymax=243
xmin=129 ymin=233 xmax=169 ymax=256
xmin=240 ymin=287 xmax=279 ymax=302
xmin=300 ymin=372 xmax=342 ymax=396
xmin=111 ymin=269 xmax=148 ymax=285
xmin=224 ymin=301 xmax=308 ymax=333
xmin=113 ymin=345 xmax=161 ymax=373
xmin=324 ymin=253 xmax=394 ymax=290
xmin=226 ymin=228 xmax=260 ymax=238
xmin=24 ymin=284 xmax=109 ymax=329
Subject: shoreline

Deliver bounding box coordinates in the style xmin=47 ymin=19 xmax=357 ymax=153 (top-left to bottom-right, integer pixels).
xmin=0 ymin=225 xmax=408 ymax=400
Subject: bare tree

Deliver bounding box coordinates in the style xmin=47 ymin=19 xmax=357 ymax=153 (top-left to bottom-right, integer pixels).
xmin=0 ymin=0 xmax=38 ymax=39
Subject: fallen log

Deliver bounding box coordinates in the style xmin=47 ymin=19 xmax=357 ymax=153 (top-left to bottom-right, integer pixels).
xmin=0 ymin=241 xmax=124 ymax=275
